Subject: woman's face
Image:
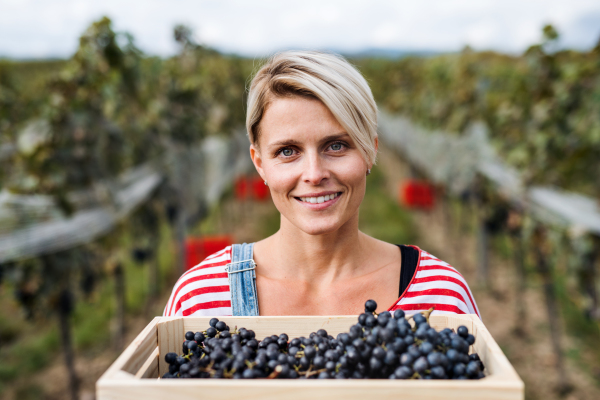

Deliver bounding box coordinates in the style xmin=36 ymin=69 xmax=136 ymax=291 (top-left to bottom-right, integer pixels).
xmin=250 ymin=96 xmax=375 ymax=236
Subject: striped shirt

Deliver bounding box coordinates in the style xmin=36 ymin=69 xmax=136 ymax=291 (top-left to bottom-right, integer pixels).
xmin=163 ymin=245 xmax=480 ymax=318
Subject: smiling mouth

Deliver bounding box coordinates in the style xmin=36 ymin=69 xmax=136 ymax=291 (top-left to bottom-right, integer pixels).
xmin=295 ymin=192 xmax=342 ymax=204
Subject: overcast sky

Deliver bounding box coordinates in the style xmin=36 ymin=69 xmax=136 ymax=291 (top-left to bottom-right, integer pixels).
xmin=1 ymin=0 xmax=600 ymax=59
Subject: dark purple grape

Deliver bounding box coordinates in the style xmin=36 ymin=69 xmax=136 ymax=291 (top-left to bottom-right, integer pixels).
xmin=377 ymin=311 xmax=391 ymax=326
xmin=466 ymin=361 xmax=481 ymax=377
xmin=431 ymin=366 xmax=446 ymax=379
xmin=457 ymin=325 xmax=469 ymax=338
xmin=358 ymin=313 xmax=369 ymax=326
xmin=220 ymin=330 xmax=231 ymax=338
xmin=215 ymin=321 xmax=227 ymax=331
xmin=419 ymin=341 xmax=434 ymax=355
xmin=453 ymin=363 xmax=466 ymax=377
xmin=187 ymin=341 xmax=198 ymax=351
xmin=194 ymin=332 xmax=205 ymax=343
xmin=365 ymin=314 xmax=377 ymax=327
xmin=466 ymin=334 xmax=475 ymax=345
xmin=206 ymin=327 xmax=217 ymax=338
xmin=313 ymin=356 xmax=326 ymax=369
xmin=318 ymin=371 xmax=331 ymax=379
xmin=407 ymin=345 xmax=421 ymax=359
xmin=369 ymin=357 xmax=383 ymax=371
xmin=325 ymin=361 xmax=336 ymax=372
xmin=413 ymin=356 xmax=429 ymax=373
xmin=325 ymin=349 xmax=339 ymax=362
xmin=384 ymin=350 xmax=398 ymax=366
xmin=446 ymin=348 xmax=460 ymax=363
xmin=364 ymin=299 xmax=377 ymax=313
xmin=394 ymin=365 xmax=413 ymax=379
xmin=299 ymin=356 xmax=310 ymax=369
xmin=400 ymin=353 xmax=413 ymax=366
xmin=165 ymin=352 xmax=178 ymax=364
xmin=413 ymin=313 xmax=426 ymax=326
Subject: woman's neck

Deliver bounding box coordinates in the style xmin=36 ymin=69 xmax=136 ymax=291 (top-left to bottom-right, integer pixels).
xmin=255 ymin=213 xmax=376 ymax=283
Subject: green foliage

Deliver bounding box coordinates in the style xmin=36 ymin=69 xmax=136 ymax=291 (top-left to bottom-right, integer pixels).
xmin=0 ymin=17 xmax=253 ymax=321
xmin=359 ymin=166 xmax=416 ymax=245
xmin=356 ymin=25 xmax=600 ymax=197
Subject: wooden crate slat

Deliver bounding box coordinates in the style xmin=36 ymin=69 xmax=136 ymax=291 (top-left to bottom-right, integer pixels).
xmin=135 ymin=347 xmax=159 ymax=379
xmin=97 ymin=317 xmax=159 ymax=381
xmin=98 ymin=379 xmax=523 ymax=400
xmin=157 ymin=317 xmax=184 ymax=376
xmin=468 ymin=315 xmax=521 ymax=382
xmin=121 ymin=319 xmax=159 ymax=375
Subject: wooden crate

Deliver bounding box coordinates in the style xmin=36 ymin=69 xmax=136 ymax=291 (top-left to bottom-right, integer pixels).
xmin=97 ymin=314 xmax=524 ymax=400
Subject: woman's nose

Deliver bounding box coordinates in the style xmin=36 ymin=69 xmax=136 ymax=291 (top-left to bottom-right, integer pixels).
xmin=303 ymin=153 xmax=329 ymax=185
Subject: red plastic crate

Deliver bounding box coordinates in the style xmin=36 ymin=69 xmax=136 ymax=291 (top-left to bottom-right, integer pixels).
xmin=234 ymin=177 xmax=250 ymax=200
xmin=399 ymin=180 xmax=435 ymax=210
xmin=234 ymin=176 xmax=270 ymax=201
xmin=185 ymin=235 xmax=232 ymax=271
xmin=251 ymin=177 xmax=269 ymax=200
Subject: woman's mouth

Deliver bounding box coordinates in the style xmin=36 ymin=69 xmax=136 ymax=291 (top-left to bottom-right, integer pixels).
xmin=299 ymin=192 xmax=339 ymax=204
xmin=295 ymin=192 xmax=342 ymax=207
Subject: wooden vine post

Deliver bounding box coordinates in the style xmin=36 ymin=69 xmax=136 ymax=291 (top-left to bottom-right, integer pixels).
xmin=107 ymin=257 xmax=127 ymax=352
xmin=507 ymin=211 xmax=527 ymax=333
xmin=532 ymin=225 xmax=571 ymax=394
xmin=57 ymin=287 xmax=79 ymax=400
xmin=581 ymin=235 xmax=600 ymax=319
xmin=474 ymin=184 xmax=490 ymax=288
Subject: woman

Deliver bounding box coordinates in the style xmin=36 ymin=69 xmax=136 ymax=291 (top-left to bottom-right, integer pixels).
xmin=164 ymin=51 xmax=479 ymax=318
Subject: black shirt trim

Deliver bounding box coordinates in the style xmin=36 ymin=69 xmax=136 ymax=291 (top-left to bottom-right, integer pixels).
xmin=397 ymin=245 xmax=419 ymax=297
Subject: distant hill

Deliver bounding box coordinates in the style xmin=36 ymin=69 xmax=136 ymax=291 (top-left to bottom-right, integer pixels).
xmin=338 ymin=47 xmax=446 ymax=59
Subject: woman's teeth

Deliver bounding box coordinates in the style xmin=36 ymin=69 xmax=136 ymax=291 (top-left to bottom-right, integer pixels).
xmin=299 ymin=193 xmax=339 ymax=204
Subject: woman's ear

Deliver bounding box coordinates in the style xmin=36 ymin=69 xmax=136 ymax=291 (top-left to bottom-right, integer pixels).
xmin=250 ymin=144 xmax=266 ymax=181
xmin=370 ymin=136 xmax=379 ymax=169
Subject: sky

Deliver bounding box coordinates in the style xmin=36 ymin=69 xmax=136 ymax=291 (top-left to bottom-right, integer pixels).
xmin=1 ymin=0 xmax=600 ymax=59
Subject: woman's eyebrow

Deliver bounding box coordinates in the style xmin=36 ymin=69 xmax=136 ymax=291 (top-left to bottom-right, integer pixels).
xmin=268 ymin=132 xmax=350 ymax=148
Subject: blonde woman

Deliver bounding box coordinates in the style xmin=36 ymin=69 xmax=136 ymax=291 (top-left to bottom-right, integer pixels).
xmin=164 ymin=51 xmax=479 ymax=319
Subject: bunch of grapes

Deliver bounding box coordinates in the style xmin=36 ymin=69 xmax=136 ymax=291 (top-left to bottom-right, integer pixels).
xmin=162 ymin=300 xmax=485 ymax=380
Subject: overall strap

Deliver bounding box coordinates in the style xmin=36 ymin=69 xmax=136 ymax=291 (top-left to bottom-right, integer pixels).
xmin=227 ymin=243 xmax=260 ymax=316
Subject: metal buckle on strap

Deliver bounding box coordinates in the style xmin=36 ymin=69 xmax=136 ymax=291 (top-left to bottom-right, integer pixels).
xmin=225 ymin=259 xmax=256 ymax=274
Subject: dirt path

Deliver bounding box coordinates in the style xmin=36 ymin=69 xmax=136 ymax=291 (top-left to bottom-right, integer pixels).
xmin=378 ymin=146 xmax=600 ymax=400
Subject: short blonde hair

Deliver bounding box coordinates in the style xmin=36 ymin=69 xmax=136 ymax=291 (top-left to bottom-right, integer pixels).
xmin=246 ymin=51 xmax=378 ymax=164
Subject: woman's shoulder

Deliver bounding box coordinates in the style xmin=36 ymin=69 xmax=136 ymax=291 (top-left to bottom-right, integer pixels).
xmin=392 ymin=246 xmax=481 ymax=318
xmin=163 ymin=246 xmax=234 ymax=317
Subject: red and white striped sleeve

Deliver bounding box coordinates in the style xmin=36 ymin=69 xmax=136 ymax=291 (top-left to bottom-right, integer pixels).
xmin=389 ymin=248 xmax=481 ymax=318
xmin=163 ymin=246 xmax=233 ymax=317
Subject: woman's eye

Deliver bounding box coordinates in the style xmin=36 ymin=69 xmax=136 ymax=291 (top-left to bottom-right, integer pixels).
xmin=330 ymin=142 xmax=344 ymax=151
xmin=281 ymin=148 xmax=294 ymax=157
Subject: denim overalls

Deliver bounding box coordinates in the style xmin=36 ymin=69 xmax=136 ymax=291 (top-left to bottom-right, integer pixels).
xmin=225 ymin=243 xmax=260 ymax=316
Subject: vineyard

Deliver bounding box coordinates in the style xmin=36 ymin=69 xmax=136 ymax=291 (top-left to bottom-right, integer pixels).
xmin=1 ymin=17 xmax=599 ymax=400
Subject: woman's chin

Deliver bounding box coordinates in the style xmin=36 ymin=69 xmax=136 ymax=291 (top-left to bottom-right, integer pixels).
xmin=294 ymin=218 xmax=348 ymax=237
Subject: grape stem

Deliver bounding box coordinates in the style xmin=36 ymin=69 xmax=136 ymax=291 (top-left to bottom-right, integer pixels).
xmin=266 ymin=365 xmax=283 ymax=379
xmin=298 ymin=367 xmax=327 ymax=378
xmin=406 ymin=307 xmax=435 ymax=323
